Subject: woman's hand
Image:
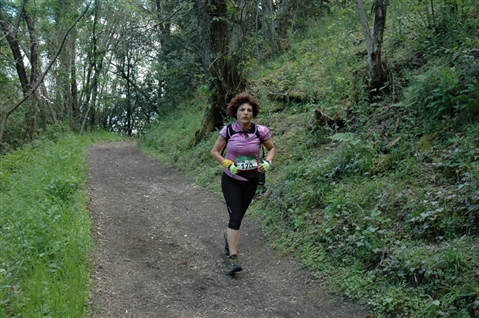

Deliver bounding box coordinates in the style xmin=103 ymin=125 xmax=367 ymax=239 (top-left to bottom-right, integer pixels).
xmin=259 ymin=160 xmax=271 ymax=173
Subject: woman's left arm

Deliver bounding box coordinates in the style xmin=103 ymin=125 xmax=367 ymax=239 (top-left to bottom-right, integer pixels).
xmin=262 ymin=138 xmax=276 ymax=163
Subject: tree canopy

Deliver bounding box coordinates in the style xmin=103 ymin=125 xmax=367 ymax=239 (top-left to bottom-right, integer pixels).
xmin=1 ymin=0 xmax=313 ymax=149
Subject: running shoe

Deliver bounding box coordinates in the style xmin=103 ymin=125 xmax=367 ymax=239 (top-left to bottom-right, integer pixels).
xmin=223 ymin=230 xmax=229 ymax=256
xmin=227 ymin=254 xmax=242 ymax=274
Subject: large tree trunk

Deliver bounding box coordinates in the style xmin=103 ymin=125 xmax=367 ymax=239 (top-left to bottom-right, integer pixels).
xmin=194 ymin=0 xmax=230 ymax=145
xmin=193 ymin=0 xmax=260 ymax=144
xmin=227 ymin=0 xmax=246 ymax=89
xmin=355 ymin=0 xmax=387 ymax=96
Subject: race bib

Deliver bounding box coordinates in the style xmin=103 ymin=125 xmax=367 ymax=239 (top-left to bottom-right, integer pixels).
xmin=236 ymin=156 xmax=258 ymax=171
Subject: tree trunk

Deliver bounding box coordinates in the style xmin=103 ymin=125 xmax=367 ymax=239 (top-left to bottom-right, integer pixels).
xmin=81 ymin=0 xmax=101 ymax=135
xmin=71 ymin=47 xmax=79 ymax=129
xmin=193 ymin=0 xmax=230 ymax=145
xmin=79 ymin=0 xmax=114 ymax=135
xmin=124 ymin=44 xmax=133 ymax=136
xmin=276 ymin=0 xmax=290 ymax=41
xmin=227 ymin=0 xmax=252 ymax=94
xmin=40 ymin=84 xmax=58 ymax=125
xmin=0 ymin=3 xmax=29 ymax=94
xmin=56 ymin=0 xmax=79 ymax=131
xmin=24 ymin=7 xmax=42 ymax=138
xmin=355 ymin=0 xmax=387 ymax=96
xmin=261 ymin=0 xmax=276 ymax=51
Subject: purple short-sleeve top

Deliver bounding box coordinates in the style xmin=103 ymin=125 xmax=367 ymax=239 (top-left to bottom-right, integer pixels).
xmin=220 ymin=122 xmax=270 ymax=181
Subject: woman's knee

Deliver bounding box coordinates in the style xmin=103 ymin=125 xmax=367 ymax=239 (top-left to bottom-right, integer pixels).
xmin=228 ymin=209 xmax=243 ymax=230
xmin=228 ymin=220 xmax=241 ymax=230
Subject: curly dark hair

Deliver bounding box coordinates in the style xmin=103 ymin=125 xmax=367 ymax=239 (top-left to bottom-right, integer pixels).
xmin=226 ymin=93 xmax=260 ymax=118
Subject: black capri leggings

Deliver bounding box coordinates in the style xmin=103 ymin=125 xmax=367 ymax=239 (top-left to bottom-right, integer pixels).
xmin=221 ymin=172 xmax=258 ymax=230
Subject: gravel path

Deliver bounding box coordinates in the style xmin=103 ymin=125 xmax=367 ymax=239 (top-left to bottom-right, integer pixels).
xmin=87 ymin=141 xmax=367 ymax=318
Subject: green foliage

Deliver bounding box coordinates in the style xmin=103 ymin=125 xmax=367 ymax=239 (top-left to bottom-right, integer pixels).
xmin=402 ymin=65 xmax=479 ymax=133
xmin=0 ymin=131 xmax=122 ymax=317
xmin=251 ymin=9 xmax=362 ymax=112
xmin=139 ymin=103 xmax=202 ymax=162
xmin=413 ymin=0 xmax=479 ymax=59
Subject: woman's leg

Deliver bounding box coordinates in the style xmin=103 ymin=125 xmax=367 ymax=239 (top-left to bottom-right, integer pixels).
xmin=226 ymin=228 xmax=240 ymax=256
xmin=221 ymin=173 xmax=258 ymax=256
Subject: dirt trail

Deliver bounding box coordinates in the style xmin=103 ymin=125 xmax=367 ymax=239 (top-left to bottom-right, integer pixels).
xmin=87 ymin=141 xmax=367 ymax=318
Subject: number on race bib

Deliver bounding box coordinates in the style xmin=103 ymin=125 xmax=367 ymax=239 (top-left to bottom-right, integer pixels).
xmin=236 ymin=156 xmax=258 ymax=171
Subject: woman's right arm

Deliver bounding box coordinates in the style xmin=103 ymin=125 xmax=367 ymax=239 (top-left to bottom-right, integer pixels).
xmin=210 ymin=135 xmax=227 ymax=164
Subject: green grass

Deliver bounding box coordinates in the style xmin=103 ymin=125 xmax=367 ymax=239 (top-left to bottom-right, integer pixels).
xmin=0 ymin=129 xmax=123 ymax=317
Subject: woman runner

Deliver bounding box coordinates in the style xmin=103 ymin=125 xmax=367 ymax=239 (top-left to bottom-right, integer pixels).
xmin=210 ymin=93 xmax=276 ymax=274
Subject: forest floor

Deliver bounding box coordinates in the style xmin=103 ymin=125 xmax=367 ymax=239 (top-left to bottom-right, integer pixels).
xmin=87 ymin=141 xmax=368 ymax=318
